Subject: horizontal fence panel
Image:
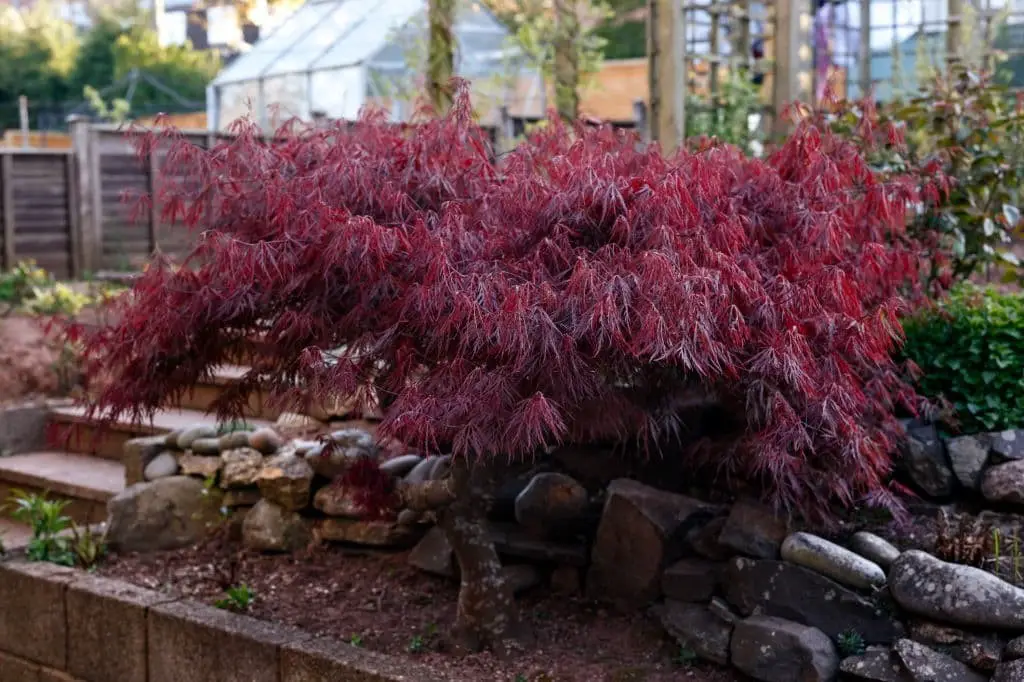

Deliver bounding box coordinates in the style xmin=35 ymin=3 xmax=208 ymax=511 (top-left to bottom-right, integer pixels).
xmin=3 ymin=152 xmax=73 ymax=278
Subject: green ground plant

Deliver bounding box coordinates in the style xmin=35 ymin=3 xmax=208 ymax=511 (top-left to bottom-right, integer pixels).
xmin=214 ymin=584 xmax=256 ymax=612
xmin=6 ymin=490 xmax=107 ymax=568
xmin=902 ymin=284 xmax=1024 ymax=432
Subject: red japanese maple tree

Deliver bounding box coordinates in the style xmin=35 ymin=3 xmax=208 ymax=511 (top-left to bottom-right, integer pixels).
xmin=77 ymin=83 xmax=928 ymax=653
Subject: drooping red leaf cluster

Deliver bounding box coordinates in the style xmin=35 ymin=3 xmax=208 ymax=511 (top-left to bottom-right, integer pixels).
xmin=79 ymin=82 xmax=930 ymax=520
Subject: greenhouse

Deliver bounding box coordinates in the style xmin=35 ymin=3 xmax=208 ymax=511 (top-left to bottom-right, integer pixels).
xmin=206 ymin=0 xmax=534 ymax=132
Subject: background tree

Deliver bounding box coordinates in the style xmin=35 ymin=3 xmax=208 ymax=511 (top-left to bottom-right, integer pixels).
xmin=0 ymin=5 xmax=217 ymax=129
xmin=487 ymin=0 xmax=609 ymax=116
xmin=427 ymin=0 xmax=457 ymax=114
xmin=553 ymin=0 xmax=581 ymax=121
xmin=0 ymin=3 xmax=78 ymax=129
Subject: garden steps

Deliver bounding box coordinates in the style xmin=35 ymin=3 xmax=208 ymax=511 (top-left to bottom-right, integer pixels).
xmin=48 ymin=405 xmax=273 ymax=461
xmin=0 ymin=451 xmax=123 ymax=526
xmin=170 ymin=364 xmax=285 ymax=420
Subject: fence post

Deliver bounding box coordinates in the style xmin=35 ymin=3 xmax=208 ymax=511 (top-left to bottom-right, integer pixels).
xmin=632 ymin=100 xmax=649 ymax=142
xmin=147 ymin=138 xmax=160 ymax=254
xmin=65 ymin=152 xmax=82 ymax=279
xmin=771 ymin=0 xmax=813 ymax=136
xmin=68 ymin=115 xmax=99 ymax=275
xmin=647 ymin=0 xmax=687 ymax=153
xmin=947 ymin=0 xmax=963 ymax=68
xmin=1 ymin=153 xmax=14 ymax=269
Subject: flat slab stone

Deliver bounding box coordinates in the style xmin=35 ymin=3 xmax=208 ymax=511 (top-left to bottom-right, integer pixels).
xmin=723 ymin=557 xmax=901 ymax=644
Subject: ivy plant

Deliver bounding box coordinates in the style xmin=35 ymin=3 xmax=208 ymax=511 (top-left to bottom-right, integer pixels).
xmin=902 ymin=284 xmax=1024 ymax=433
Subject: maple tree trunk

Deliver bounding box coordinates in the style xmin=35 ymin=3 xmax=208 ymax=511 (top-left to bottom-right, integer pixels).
xmin=401 ymin=459 xmax=533 ymax=655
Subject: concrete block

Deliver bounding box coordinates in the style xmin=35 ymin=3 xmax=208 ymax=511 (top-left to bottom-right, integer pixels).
xmin=66 ymin=573 xmax=177 ymax=682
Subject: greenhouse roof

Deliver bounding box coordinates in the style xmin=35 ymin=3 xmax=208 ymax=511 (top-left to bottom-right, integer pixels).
xmin=212 ymin=0 xmax=511 ymax=87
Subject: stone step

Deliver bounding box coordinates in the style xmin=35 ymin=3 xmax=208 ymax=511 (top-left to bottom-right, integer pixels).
xmin=0 ymin=451 xmax=124 ymax=526
xmin=169 ymin=365 xmax=285 ymax=420
xmin=48 ymin=405 xmax=271 ymax=460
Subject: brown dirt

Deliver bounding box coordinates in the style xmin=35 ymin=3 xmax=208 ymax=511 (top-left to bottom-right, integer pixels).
xmin=98 ymin=534 xmax=745 ymax=682
xmin=0 ymin=315 xmax=70 ymax=404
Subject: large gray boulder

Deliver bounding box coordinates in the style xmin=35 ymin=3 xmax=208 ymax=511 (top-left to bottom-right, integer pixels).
xmin=991 ymin=429 xmax=1024 ymax=463
xmin=106 ymin=476 xmax=221 ymax=552
xmin=220 ymin=447 xmax=264 ymax=488
xmin=730 ymin=616 xmax=838 ymax=682
xmin=241 ymin=499 xmax=310 ymax=553
xmin=724 ymin=557 xmax=901 ymax=643
xmin=848 ymin=531 xmax=900 ymax=571
xmin=651 ymin=601 xmax=732 ymax=665
xmin=981 ymin=459 xmax=1024 ymax=505
xmin=901 ymin=424 xmax=954 ymax=498
xmin=513 ymin=472 xmax=588 ymax=532
xmin=780 ymin=532 xmax=886 ymax=590
xmin=889 ymin=550 xmax=1024 ymax=629
xmin=945 ymin=435 xmax=990 ymax=490
xmin=894 ymin=639 xmax=987 ymax=682
xmin=143 ymin=451 xmax=179 ymax=481
xmin=256 ymin=452 xmax=314 ymax=511
xmin=718 ymin=498 xmax=789 ymax=559
xmin=587 ymin=479 xmax=721 ymax=606
xmin=994 ymin=659 xmax=1024 ymax=682
xmin=838 ymin=646 xmax=908 ymax=682
xmin=907 ymin=620 xmax=1003 ymax=672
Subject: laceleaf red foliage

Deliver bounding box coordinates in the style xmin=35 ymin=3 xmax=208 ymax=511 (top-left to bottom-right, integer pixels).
xmin=78 ymin=82 xmax=929 ymax=521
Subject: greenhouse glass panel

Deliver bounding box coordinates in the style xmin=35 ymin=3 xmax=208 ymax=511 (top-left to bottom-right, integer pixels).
xmin=262 ymin=74 xmax=310 ymax=123
xmin=218 ymin=81 xmax=261 ymax=128
xmin=310 ymin=67 xmax=366 ymax=120
xmin=262 ymin=0 xmax=381 ymax=78
xmin=312 ymin=0 xmax=422 ymax=71
xmin=213 ymin=1 xmax=338 ymax=84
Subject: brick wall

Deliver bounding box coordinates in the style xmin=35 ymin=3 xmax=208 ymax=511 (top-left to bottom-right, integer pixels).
xmin=0 ymin=558 xmax=439 ymax=682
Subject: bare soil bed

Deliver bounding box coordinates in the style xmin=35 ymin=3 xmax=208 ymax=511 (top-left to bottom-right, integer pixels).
xmin=98 ymin=534 xmax=744 ymax=682
xmin=0 ymin=315 xmax=70 ymax=404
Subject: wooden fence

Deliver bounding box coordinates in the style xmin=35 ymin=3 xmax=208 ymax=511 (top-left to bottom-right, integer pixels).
xmin=0 ymin=119 xmax=211 ymax=278
xmin=0 ymin=149 xmax=79 ymax=278
xmin=0 ymin=116 xmax=527 ymax=279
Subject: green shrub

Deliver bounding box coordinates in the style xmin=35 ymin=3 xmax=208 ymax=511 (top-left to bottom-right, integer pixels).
xmin=0 ymin=261 xmax=52 ymax=315
xmin=902 ymin=284 xmax=1024 ymax=432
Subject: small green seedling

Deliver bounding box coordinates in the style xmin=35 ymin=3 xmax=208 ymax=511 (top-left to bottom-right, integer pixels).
xmin=214 ymin=584 xmax=256 ymax=612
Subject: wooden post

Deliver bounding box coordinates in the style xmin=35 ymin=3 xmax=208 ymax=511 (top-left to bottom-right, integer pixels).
xmin=859 ymin=0 xmax=872 ymax=98
xmin=1 ymin=153 xmax=15 ymax=269
xmin=68 ymin=115 xmax=99 ymax=275
xmin=496 ymin=105 xmax=514 ymax=155
xmin=947 ymin=0 xmax=963 ymax=67
xmin=18 ymin=97 xmax=29 ymax=149
xmin=65 ymin=153 xmax=82 ymax=278
xmin=147 ymin=140 xmax=160 ymax=254
xmin=633 ymin=99 xmax=649 ymax=141
xmin=772 ymin=0 xmax=812 ymax=136
xmin=648 ymin=0 xmax=686 ymax=153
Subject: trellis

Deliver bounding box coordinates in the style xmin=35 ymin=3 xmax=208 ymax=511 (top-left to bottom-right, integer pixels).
xmin=673 ymin=0 xmax=1024 ymax=140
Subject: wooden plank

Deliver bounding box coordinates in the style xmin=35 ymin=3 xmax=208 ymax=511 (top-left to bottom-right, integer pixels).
xmin=1 ymin=154 xmax=14 ymax=268
xmin=89 ymin=127 xmax=103 ymax=273
xmin=147 ymin=144 xmax=159 ymax=253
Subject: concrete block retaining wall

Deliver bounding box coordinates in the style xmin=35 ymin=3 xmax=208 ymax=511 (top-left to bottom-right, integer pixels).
xmin=0 ymin=557 xmax=438 ymax=682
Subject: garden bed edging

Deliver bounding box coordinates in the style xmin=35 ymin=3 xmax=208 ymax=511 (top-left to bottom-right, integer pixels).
xmin=0 ymin=555 xmax=440 ymax=682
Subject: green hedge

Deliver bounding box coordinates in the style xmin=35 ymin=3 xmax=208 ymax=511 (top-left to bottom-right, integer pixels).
xmin=902 ymin=284 xmax=1024 ymax=432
